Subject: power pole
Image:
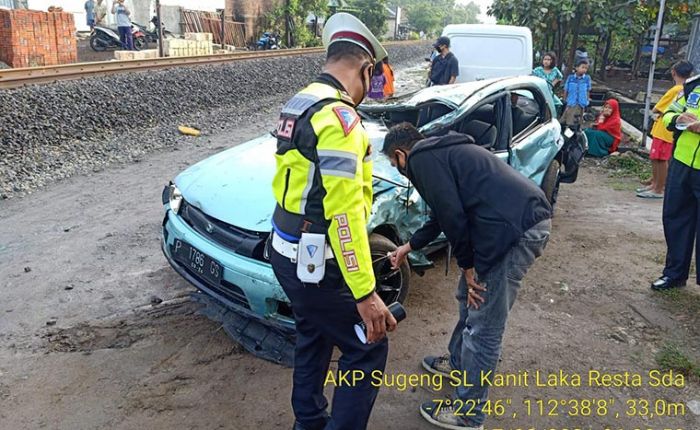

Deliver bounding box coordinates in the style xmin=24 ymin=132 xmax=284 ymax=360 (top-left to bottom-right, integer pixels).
xmin=220 ymin=8 xmax=226 ymax=50
xmin=155 ymin=0 xmax=163 ymax=57
xmin=285 ymin=0 xmax=292 ymax=48
xmin=641 ymin=0 xmax=667 ymax=149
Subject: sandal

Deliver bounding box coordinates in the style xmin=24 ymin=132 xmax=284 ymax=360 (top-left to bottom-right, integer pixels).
xmin=636 ymin=190 xmax=663 ymax=199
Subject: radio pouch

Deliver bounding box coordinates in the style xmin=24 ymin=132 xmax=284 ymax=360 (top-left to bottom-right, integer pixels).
xmin=297 ymin=232 xmax=327 ymax=283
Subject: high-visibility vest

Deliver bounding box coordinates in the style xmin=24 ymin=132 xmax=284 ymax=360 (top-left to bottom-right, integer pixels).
xmin=663 ymin=75 xmax=700 ymax=169
xmin=271 ymin=77 xmax=376 ymax=301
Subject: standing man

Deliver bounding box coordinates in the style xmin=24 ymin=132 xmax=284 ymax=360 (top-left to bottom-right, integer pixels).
xmin=652 ymin=71 xmax=700 ymax=291
xmin=84 ymin=0 xmax=96 ymax=31
xmin=385 ymin=123 xmax=552 ymax=430
xmin=429 ymin=36 xmax=459 ymax=86
xmin=94 ymin=0 xmax=108 ymax=27
xmin=269 ymin=13 xmax=397 ymax=430
xmin=112 ymin=0 xmax=134 ymax=51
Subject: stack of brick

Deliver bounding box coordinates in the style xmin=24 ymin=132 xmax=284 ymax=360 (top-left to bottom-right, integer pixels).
xmin=164 ymin=33 xmax=214 ymax=57
xmin=0 ymin=9 xmax=77 ymax=68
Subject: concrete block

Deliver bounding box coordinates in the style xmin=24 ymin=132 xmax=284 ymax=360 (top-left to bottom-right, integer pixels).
xmin=114 ymin=49 xmax=159 ymax=60
xmin=185 ymin=32 xmax=213 ymax=42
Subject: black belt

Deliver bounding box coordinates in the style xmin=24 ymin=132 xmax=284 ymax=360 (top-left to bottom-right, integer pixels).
xmin=272 ymin=205 xmax=328 ymax=238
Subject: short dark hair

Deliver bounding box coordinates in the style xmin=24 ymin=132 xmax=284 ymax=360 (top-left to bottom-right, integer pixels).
xmin=575 ymin=58 xmax=589 ymax=68
xmin=327 ymin=41 xmax=371 ymax=64
xmin=672 ymin=60 xmax=694 ymax=79
xmin=543 ymin=51 xmax=557 ymax=66
xmin=382 ymin=122 xmax=425 ymax=156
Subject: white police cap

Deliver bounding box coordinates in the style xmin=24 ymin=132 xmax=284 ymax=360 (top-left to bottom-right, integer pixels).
xmin=322 ymin=12 xmax=387 ymax=63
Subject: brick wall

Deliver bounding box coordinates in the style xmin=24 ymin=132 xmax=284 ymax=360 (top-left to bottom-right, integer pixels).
xmin=0 ymin=9 xmax=77 ymax=68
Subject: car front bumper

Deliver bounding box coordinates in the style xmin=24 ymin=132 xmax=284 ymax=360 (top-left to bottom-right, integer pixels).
xmin=161 ymin=207 xmax=294 ymax=330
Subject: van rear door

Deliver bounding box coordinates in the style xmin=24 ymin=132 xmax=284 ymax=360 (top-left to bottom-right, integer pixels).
xmin=443 ymin=25 xmax=532 ymax=83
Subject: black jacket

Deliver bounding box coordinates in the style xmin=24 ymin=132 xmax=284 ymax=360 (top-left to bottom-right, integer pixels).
xmin=407 ymin=133 xmax=552 ymax=275
xmin=430 ymin=52 xmax=459 ymax=85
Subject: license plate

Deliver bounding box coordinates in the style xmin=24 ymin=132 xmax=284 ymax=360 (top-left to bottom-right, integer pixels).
xmin=171 ymin=239 xmax=222 ymax=286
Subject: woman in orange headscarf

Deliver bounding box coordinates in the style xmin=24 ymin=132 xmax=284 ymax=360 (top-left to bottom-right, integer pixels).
xmin=584 ymin=98 xmax=622 ymax=157
xmin=382 ymin=57 xmax=395 ymax=98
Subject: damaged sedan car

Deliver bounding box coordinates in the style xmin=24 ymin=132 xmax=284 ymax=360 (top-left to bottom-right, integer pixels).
xmin=161 ymin=76 xmax=585 ymax=366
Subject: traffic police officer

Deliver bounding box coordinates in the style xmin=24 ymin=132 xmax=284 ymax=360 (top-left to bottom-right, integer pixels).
xmin=653 ymin=71 xmax=700 ymax=290
xmin=269 ymin=13 xmax=397 ymax=430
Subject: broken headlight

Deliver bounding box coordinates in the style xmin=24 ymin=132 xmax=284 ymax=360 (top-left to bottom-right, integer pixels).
xmin=165 ymin=183 xmax=183 ymax=213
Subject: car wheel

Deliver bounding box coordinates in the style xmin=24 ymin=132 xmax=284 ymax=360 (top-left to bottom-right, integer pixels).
xmin=542 ymin=159 xmax=561 ymax=206
xmin=370 ymin=233 xmax=410 ymax=305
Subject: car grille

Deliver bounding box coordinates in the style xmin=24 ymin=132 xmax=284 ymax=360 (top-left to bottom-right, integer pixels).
xmin=179 ymin=200 xmax=269 ymax=263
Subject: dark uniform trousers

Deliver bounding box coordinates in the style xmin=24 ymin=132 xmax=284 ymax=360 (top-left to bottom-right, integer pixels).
xmin=270 ymin=249 xmax=388 ymax=430
xmin=663 ymin=158 xmax=700 ymax=284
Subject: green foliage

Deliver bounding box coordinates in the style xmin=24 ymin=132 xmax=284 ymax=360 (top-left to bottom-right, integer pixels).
xmin=489 ymin=0 xmax=698 ymax=69
xmin=655 ymin=342 xmax=700 ymax=379
xmin=606 ymin=154 xmax=652 ymax=182
xmin=393 ymin=0 xmax=480 ymax=34
xmin=263 ymin=0 xmax=327 ymax=47
xmin=343 ymin=0 xmax=389 ymax=37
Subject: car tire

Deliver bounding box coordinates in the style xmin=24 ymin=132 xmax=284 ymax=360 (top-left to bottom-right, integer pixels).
xmin=370 ymin=233 xmax=410 ymax=305
xmin=542 ymin=159 xmax=561 ymax=206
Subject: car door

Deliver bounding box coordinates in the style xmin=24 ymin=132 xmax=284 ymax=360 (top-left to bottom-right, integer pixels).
xmin=506 ymin=86 xmax=562 ymax=186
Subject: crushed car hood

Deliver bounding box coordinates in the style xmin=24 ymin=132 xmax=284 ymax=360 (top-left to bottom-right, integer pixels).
xmin=175 ymin=134 xmax=278 ymax=232
xmin=175 ymin=122 xmax=406 ymax=232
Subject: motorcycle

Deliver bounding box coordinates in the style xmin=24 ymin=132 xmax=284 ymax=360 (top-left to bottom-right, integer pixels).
xmin=256 ymin=31 xmax=281 ymax=50
xmin=132 ymin=16 xmax=174 ymax=45
xmin=558 ymin=111 xmax=593 ymax=183
xmin=89 ymin=25 xmax=147 ymax=52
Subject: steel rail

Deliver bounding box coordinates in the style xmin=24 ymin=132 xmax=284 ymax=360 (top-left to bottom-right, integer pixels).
xmin=0 ymin=41 xmax=421 ymax=89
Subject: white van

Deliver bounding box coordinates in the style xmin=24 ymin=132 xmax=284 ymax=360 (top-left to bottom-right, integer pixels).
xmin=441 ymin=24 xmax=533 ymax=83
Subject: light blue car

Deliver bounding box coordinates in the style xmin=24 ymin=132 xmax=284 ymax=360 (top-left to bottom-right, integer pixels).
xmin=161 ymin=76 xmax=584 ymax=365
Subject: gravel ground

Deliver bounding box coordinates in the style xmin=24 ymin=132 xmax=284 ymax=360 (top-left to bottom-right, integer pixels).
xmin=0 ymin=42 xmax=430 ymax=199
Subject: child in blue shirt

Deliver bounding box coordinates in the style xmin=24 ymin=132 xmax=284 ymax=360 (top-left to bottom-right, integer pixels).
xmin=561 ymin=60 xmax=592 ymax=125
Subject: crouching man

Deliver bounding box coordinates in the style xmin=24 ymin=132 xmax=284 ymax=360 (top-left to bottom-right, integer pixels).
xmin=385 ymin=123 xmax=552 ymax=430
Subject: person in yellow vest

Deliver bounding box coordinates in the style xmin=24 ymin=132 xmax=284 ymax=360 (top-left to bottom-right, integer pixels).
xmin=637 ymin=61 xmax=694 ymax=198
xmin=269 ymin=12 xmax=397 ymax=430
xmin=652 ymin=65 xmax=700 ymax=291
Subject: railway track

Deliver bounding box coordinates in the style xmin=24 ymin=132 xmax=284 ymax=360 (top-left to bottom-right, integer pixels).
xmin=0 ymin=41 xmax=420 ymax=90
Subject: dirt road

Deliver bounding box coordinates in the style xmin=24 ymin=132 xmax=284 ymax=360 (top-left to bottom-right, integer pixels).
xmin=1 ymin=118 xmax=699 ymax=428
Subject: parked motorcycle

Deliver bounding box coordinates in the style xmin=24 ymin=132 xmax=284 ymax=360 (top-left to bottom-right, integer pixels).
xmin=256 ymin=31 xmax=281 ymax=50
xmin=132 ymin=16 xmax=174 ymax=45
xmin=558 ymin=112 xmax=592 ymax=184
xmin=89 ymin=25 xmax=147 ymax=52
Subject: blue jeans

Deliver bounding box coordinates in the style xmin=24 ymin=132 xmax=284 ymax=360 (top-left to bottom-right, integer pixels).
xmin=118 ymin=26 xmax=134 ymax=50
xmin=448 ymin=219 xmax=551 ymax=425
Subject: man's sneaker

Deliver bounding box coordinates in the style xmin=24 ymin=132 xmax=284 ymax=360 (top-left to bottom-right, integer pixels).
xmin=422 ymin=355 xmax=460 ymax=383
xmin=420 ymin=400 xmax=483 ymax=430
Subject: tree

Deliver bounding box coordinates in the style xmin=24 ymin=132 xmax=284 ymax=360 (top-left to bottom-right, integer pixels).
xmin=448 ymin=2 xmax=481 ymax=25
xmin=264 ymin=0 xmax=327 ymax=47
xmin=392 ymin=0 xmax=480 ymax=34
xmin=489 ymin=0 xmax=697 ymax=79
xmin=347 ymin=0 xmax=389 ymax=37
xmin=406 ymin=2 xmax=444 ymax=34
